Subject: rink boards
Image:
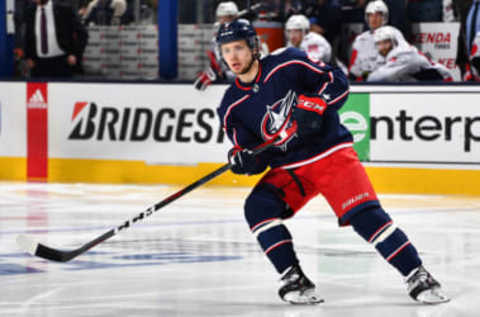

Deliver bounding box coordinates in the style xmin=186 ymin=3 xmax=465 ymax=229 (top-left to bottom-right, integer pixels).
xmin=0 ymin=82 xmax=479 ymax=195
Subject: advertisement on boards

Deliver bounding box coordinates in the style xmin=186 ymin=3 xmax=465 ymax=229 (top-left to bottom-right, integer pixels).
xmin=0 ymin=82 xmax=26 ymax=157
xmin=411 ymin=22 xmax=461 ymax=81
xmin=338 ymin=93 xmax=370 ymax=161
xmin=369 ymin=92 xmax=480 ymax=163
xmin=48 ymin=83 xmax=480 ymax=165
xmin=49 ymin=84 xmax=376 ymax=165
xmin=26 ymin=82 xmax=48 ymax=180
xmin=49 ymin=84 xmax=230 ymax=164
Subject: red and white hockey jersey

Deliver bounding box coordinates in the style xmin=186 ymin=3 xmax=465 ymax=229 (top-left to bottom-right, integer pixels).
xmin=298 ymin=32 xmax=332 ymax=63
xmin=367 ymin=45 xmax=453 ymax=82
xmin=349 ymin=27 xmax=405 ymax=79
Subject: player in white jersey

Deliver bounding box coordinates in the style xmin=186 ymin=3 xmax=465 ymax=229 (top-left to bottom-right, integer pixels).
xmin=194 ymin=2 xmax=268 ymax=91
xmin=193 ymin=1 xmax=238 ymax=91
xmin=367 ymin=26 xmax=453 ymax=82
xmin=464 ymin=32 xmax=480 ymax=81
xmin=285 ymin=14 xmax=332 ymax=63
xmin=348 ymin=0 xmax=406 ymax=81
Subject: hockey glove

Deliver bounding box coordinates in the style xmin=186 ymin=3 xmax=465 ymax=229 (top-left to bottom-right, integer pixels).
xmin=228 ymin=146 xmax=266 ymax=175
xmin=194 ymin=67 xmax=217 ymax=91
xmin=293 ymin=94 xmax=328 ymax=139
xmin=194 ymin=50 xmax=223 ymax=91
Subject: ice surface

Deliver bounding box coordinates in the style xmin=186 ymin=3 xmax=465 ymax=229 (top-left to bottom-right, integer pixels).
xmin=1 ymin=182 xmax=479 ymax=316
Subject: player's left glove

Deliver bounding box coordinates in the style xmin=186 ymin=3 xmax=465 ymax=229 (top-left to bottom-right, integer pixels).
xmin=228 ymin=146 xmax=266 ymax=175
xmin=292 ymin=94 xmax=328 ymax=139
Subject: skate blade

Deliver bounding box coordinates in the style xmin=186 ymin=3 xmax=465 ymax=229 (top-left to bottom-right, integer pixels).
xmin=283 ymin=289 xmax=325 ymax=305
xmin=417 ymin=287 xmax=450 ymax=305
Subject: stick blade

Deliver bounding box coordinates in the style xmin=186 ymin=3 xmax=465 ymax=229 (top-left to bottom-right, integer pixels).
xmin=16 ymin=234 xmax=39 ymax=256
xmin=16 ymin=234 xmax=77 ymax=262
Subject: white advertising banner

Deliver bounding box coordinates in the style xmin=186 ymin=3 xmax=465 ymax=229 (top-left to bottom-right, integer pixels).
xmin=48 ymin=84 xmax=231 ymax=164
xmin=0 ymin=82 xmax=26 ymax=156
xmin=370 ymin=92 xmax=480 ymax=163
xmin=411 ymin=22 xmax=461 ymax=81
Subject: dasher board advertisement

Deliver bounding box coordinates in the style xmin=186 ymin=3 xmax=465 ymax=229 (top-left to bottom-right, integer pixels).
xmin=0 ymin=82 xmax=26 ymax=157
xmin=370 ymin=92 xmax=480 ymax=164
xmin=48 ymin=83 xmax=230 ymax=164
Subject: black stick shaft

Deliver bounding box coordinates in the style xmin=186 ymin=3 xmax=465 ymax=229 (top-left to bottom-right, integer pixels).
xmin=31 ymin=140 xmax=276 ymax=262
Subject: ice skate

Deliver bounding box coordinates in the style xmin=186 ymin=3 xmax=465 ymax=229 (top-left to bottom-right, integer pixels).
xmin=406 ymin=266 xmax=450 ymax=304
xmin=278 ymin=265 xmax=324 ymax=305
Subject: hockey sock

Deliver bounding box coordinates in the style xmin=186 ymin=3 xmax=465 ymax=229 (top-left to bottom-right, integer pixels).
xmin=350 ymin=208 xmax=422 ymax=276
xmin=245 ymin=186 xmax=299 ymax=273
xmin=253 ymin=219 xmax=299 ymax=274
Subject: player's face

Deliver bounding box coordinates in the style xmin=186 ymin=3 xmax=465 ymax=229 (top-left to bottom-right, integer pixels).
xmin=221 ymin=40 xmax=254 ymax=74
xmin=287 ymin=29 xmax=304 ymax=48
xmin=367 ymin=12 xmax=384 ymax=30
xmin=376 ymin=39 xmax=393 ymax=57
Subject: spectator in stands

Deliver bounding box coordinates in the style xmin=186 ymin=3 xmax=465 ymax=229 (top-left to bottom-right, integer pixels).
xmin=464 ymin=31 xmax=480 ymax=81
xmin=466 ymin=0 xmax=480 ymax=57
xmin=24 ymin=0 xmax=88 ymax=78
xmin=82 ymin=0 xmax=127 ymax=25
xmin=407 ymin=0 xmax=443 ymax=22
xmin=13 ymin=0 xmax=29 ymax=77
xmin=348 ymin=0 xmax=405 ymax=81
xmin=303 ymin=0 xmax=342 ymax=47
xmin=368 ymin=26 xmax=453 ymax=82
xmin=452 ymin=0 xmax=473 ymax=78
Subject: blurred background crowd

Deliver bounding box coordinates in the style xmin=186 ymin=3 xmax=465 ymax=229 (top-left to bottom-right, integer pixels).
xmin=8 ymin=0 xmax=480 ymax=83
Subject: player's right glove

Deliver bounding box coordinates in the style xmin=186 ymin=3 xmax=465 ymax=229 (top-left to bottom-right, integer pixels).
xmin=194 ymin=67 xmax=217 ymax=91
xmin=228 ymin=146 xmax=266 ymax=175
xmin=292 ymin=94 xmax=328 ymax=140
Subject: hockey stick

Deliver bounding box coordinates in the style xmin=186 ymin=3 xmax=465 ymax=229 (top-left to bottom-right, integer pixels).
xmin=16 ymin=140 xmax=277 ymax=263
xmin=237 ymin=2 xmax=262 ymax=18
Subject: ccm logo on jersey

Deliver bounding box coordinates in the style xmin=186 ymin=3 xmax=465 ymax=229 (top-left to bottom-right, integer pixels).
xmin=296 ymin=95 xmax=327 ymax=115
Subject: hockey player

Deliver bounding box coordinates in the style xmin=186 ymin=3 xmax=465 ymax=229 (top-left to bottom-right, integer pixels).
xmin=194 ymin=2 xmax=268 ymax=91
xmin=285 ymin=14 xmax=332 ymax=63
xmin=368 ymin=26 xmax=453 ymax=82
xmin=216 ymin=19 xmax=450 ymax=305
xmin=193 ymin=1 xmax=239 ymax=91
xmin=348 ymin=0 xmax=406 ymax=81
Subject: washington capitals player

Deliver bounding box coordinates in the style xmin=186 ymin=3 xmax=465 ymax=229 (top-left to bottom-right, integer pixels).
xmin=348 ymin=0 xmax=406 ymax=81
xmin=216 ymin=20 xmax=450 ymax=305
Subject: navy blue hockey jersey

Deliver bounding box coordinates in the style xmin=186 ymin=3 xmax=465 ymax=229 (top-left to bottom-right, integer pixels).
xmin=217 ymin=47 xmax=353 ymax=170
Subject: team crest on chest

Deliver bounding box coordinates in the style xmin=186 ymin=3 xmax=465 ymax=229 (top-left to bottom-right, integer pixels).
xmin=260 ymin=90 xmax=298 ymax=152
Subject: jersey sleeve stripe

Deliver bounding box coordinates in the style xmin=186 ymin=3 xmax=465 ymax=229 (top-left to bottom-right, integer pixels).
xmin=223 ymin=95 xmax=250 ymax=131
xmin=263 ymin=60 xmax=324 ymax=83
xmin=317 ymin=71 xmax=334 ymax=95
xmin=327 ymin=90 xmax=349 ymax=106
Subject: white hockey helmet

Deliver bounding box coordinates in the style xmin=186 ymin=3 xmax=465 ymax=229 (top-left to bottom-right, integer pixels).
xmin=365 ymin=0 xmax=389 ymax=26
xmin=374 ymin=26 xmax=398 ymax=46
xmin=285 ymin=14 xmax=310 ymax=32
xmin=216 ymin=1 xmax=239 ymax=18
